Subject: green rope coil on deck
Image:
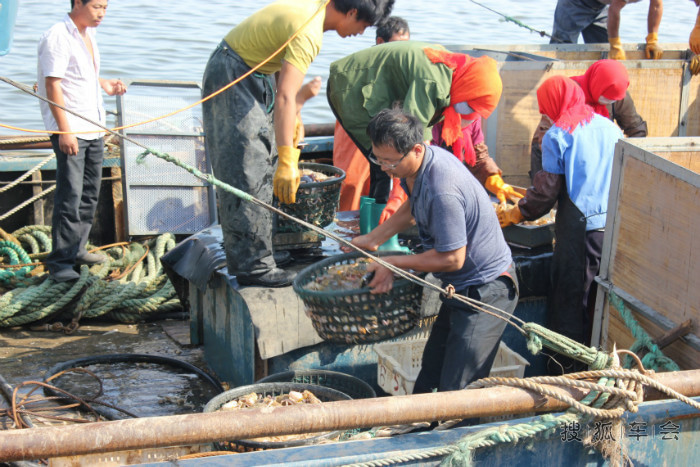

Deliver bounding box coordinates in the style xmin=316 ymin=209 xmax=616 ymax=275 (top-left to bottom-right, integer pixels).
xmin=0 ymin=226 xmax=181 ymax=328
xmin=0 ymin=240 xmax=34 ymax=283
xmin=608 ymin=291 xmax=680 ymax=372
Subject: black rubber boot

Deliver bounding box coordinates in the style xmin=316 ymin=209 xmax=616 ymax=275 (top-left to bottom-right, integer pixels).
xmin=236 ymin=268 xmax=296 ymax=288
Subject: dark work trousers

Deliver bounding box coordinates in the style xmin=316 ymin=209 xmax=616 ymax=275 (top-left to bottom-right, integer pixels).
xmin=45 ymin=135 xmax=103 ymax=275
xmin=202 ymin=40 xmax=277 ymax=276
xmin=546 ymin=194 xmax=604 ymax=374
xmin=413 ymin=267 xmax=519 ymax=393
xmin=583 ymin=230 xmax=604 ymax=343
xmin=550 ymin=0 xmax=608 ymax=44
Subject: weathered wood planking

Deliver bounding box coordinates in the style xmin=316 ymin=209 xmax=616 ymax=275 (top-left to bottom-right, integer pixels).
xmin=605 ymin=302 xmax=700 ymax=370
xmin=687 ymin=75 xmax=700 ymax=137
xmin=595 ymin=138 xmax=700 ymax=370
xmin=449 ymin=43 xmax=693 ymax=187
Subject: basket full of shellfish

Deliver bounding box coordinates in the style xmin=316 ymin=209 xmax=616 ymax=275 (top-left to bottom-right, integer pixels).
xmin=275 ymin=162 xmax=345 ymax=234
xmin=292 ymin=251 xmax=423 ymax=344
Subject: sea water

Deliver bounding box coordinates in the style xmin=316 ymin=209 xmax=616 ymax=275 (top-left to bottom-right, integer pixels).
xmin=0 ymin=0 xmax=697 ymax=136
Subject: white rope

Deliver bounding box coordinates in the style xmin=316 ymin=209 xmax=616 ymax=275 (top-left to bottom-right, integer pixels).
xmin=0 ymin=185 xmax=56 ymax=222
xmin=0 ymin=155 xmax=55 ymax=194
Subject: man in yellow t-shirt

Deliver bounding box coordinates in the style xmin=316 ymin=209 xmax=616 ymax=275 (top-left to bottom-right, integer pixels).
xmin=202 ymin=0 xmax=394 ymax=288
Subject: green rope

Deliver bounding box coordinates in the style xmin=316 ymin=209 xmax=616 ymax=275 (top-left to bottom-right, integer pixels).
xmin=137 ymin=148 xmax=253 ymax=202
xmin=0 ymin=240 xmax=34 ymax=283
xmin=608 ymin=291 xmax=680 ymax=372
xmin=469 ymin=0 xmax=563 ymax=43
xmin=524 ymin=322 xmax=612 ymax=370
xmin=0 ymin=227 xmax=181 ymax=328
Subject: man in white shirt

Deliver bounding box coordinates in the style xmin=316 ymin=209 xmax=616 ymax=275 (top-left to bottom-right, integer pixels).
xmin=37 ymin=0 xmax=126 ymax=282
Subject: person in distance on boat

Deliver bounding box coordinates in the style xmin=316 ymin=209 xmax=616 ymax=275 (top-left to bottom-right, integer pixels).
xmin=201 ymin=0 xmax=393 ymax=288
xmin=550 ymin=0 xmax=664 ymax=60
xmin=498 ymin=76 xmax=623 ymax=373
xmin=529 ymin=59 xmax=646 ymax=182
xmin=327 ymin=41 xmax=520 ymax=209
xmin=37 ymin=0 xmax=127 ymax=283
xmin=347 ymin=107 xmax=519 ymax=393
xmin=333 ymin=16 xmax=411 ymax=214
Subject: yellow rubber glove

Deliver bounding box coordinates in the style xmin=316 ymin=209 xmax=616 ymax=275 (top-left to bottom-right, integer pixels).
xmin=293 ymin=117 xmax=304 ymax=148
xmin=496 ymin=203 xmax=523 ymax=228
xmin=273 ymin=145 xmax=301 ymax=205
xmin=484 ymin=174 xmax=524 ymax=205
xmin=645 ymin=32 xmax=663 ymax=60
xmin=690 ymin=23 xmax=700 ymax=55
xmin=691 ymin=55 xmax=700 ymax=76
xmin=608 ymin=37 xmax=626 ymax=61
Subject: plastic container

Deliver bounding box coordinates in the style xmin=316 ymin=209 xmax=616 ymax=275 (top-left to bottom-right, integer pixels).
xmin=203 ymin=382 xmax=352 ymax=452
xmin=257 ymin=369 xmax=376 ymax=399
xmin=374 ymin=339 xmax=529 ymax=396
xmin=359 ymin=196 xmax=375 ymax=235
xmin=0 ymin=0 xmax=20 ymax=56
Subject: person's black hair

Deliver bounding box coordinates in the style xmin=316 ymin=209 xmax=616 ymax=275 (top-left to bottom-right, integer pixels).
xmin=366 ymin=106 xmax=423 ymax=154
xmin=71 ymin=0 xmax=93 ymax=8
xmin=333 ymin=0 xmax=395 ymax=26
xmin=375 ymin=16 xmax=409 ymax=42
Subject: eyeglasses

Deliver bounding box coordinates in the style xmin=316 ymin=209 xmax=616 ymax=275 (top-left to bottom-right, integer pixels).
xmin=368 ymin=148 xmax=411 ymax=169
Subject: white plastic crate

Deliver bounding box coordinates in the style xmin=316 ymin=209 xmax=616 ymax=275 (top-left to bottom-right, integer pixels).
xmin=375 ymin=339 xmax=529 ymax=396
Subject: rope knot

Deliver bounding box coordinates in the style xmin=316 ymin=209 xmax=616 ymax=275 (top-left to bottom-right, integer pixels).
xmin=442 ymin=284 xmax=456 ymax=299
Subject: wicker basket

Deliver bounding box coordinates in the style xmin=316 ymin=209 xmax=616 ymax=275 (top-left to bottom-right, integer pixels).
xmin=275 ymin=162 xmax=345 ymax=234
xmin=203 ymin=382 xmax=351 ymax=452
xmin=293 ymin=252 xmax=423 ymax=344
xmin=257 ymin=369 xmax=376 ymax=399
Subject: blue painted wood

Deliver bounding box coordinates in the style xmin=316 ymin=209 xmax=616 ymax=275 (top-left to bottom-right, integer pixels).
xmin=198 ymin=271 xmax=256 ymax=388
xmin=155 ymin=397 xmax=700 ymax=466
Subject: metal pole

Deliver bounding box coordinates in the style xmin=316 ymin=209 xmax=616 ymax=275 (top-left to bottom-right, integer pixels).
xmin=1 ymin=369 xmax=699 ymax=462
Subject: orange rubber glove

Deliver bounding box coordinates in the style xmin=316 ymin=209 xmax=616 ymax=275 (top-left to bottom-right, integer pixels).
xmin=496 ymin=203 xmax=523 ymax=228
xmin=484 ymin=174 xmax=524 ymax=205
xmin=273 ymin=145 xmax=301 ymax=204
xmin=608 ymin=37 xmax=626 ymax=61
xmin=293 ymin=117 xmax=304 ymax=148
xmin=691 ymin=19 xmax=700 ymax=55
xmin=645 ymin=32 xmax=663 ymax=60
xmin=379 ymin=179 xmax=408 ymax=224
xmin=691 ymin=55 xmax=700 ymax=76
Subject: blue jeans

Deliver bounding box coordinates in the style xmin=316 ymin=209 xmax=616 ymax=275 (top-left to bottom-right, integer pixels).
xmin=46 ymin=135 xmax=104 ymax=274
xmin=413 ymin=266 xmax=519 ymax=393
xmin=551 ymin=0 xmax=608 ymax=44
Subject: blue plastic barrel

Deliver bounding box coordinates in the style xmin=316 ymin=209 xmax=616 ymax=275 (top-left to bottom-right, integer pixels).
xmin=0 ymin=0 xmax=19 ymax=56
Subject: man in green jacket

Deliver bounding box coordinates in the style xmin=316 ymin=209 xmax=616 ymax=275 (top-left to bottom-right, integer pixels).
xmin=327 ymin=40 xmax=511 ymax=204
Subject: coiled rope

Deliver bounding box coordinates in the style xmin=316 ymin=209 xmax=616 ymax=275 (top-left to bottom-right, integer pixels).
xmin=0 ymin=226 xmax=179 ymax=329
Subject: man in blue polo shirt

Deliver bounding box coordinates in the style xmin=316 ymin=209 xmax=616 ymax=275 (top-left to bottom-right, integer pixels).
xmin=349 ymin=107 xmax=519 ymax=393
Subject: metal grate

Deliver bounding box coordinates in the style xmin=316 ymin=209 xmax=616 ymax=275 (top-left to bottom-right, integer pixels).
xmin=117 ymin=80 xmax=216 ymax=235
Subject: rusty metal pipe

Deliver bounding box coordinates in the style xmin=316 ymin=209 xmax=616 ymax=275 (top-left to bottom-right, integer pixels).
xmin=1 ymin=369 xmax=699 ymax=462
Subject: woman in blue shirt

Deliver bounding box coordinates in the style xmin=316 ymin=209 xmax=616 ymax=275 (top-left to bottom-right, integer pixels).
xmin=499 ymin=76 xmax=623 ymax=373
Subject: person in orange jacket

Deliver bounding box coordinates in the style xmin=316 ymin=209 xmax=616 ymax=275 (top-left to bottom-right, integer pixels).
xmin=333 ymin=16 xmax=411 ymax=213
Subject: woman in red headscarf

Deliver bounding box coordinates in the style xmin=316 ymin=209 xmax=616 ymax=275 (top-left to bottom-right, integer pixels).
xmin=423 ymin=49 xmax=520 ymax=209
xmin=529 ymin=59 xmax=647 ymax=182
xmin=499 ymin=75 xmax=623 ymax=373
xmin=327 ymin=41 xmax=511 ymax=223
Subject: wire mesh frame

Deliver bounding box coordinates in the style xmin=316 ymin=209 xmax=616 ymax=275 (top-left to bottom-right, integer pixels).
xmin=116 ymin=80 xmax=217 ymax=235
